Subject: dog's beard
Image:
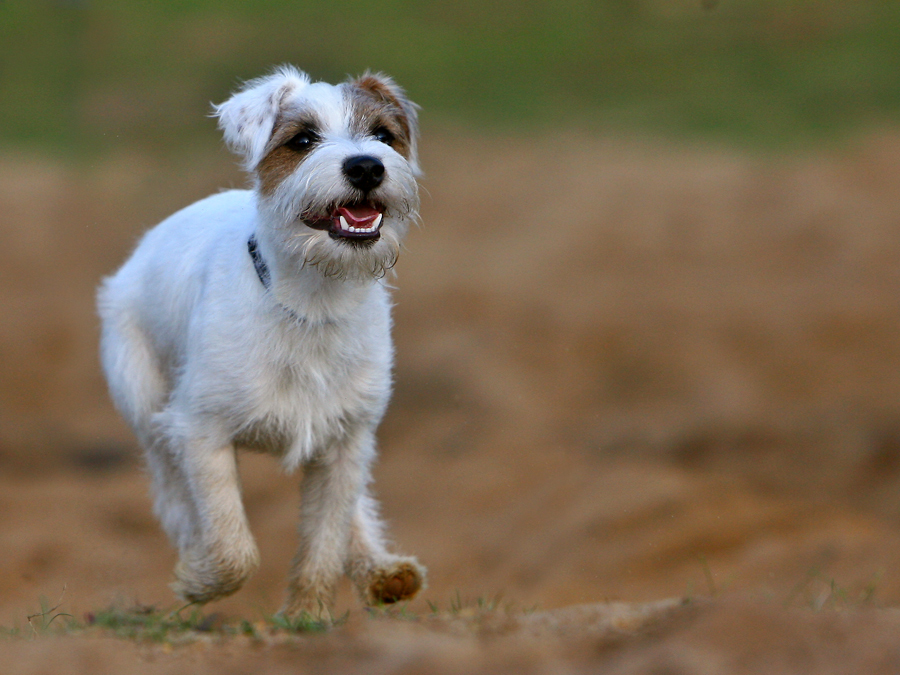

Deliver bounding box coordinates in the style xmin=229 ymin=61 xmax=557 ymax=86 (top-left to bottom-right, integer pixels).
xmin=282 ymin=225 xmax=405 ymax=281
xmin=261 ymin=146 xmax=418 ymax=281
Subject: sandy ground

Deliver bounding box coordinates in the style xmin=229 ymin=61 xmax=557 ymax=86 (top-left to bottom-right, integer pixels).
xmin=4 ymin=130 xmax=900 ymax=672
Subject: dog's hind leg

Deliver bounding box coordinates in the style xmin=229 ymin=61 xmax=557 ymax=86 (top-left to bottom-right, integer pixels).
xmin=98 ymin=306 xmax=200 ymax=559
xmin=98 ymin=300 xmax=167 ymax=439
xmin=345 ymin=488 xmax=426 ymax=607
xmin=144 ymin=437 xmax=200 ymax=553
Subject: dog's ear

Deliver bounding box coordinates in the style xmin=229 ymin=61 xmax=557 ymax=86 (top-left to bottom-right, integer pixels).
xmin=213 ymin=66 xmax=310 ymax=170
xmin=352 ymin=72 xmax=421 ymax=176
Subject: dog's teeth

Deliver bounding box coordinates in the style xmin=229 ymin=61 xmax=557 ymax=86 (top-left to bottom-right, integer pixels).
xmin=337 ymin=212 xmax=383 ymax=235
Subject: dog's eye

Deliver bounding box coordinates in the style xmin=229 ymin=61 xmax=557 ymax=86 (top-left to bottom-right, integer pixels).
xmin=285 ymin=130 xmax=317 ymax=152
xmin=372 ymin=126 xmax=395 ymax=146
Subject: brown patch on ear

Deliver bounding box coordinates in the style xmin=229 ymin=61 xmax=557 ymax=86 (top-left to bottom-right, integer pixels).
xmin=349 ymin=73 xmax=418 ymax=163
xmin=356 ymin=74 xmax=403 ymax=108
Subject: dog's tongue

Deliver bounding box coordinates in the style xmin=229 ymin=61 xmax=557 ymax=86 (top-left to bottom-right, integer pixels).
xmin=335 ymin=205 xmax=381 ymax=227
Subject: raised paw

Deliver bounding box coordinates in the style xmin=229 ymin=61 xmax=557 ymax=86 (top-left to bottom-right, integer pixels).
xmin=364 ymin=559 xmax=426 ymax=606
xmin=171 ymin=551 xmax=258 ymax=604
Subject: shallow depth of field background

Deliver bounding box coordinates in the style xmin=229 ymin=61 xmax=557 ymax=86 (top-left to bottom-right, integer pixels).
xmin=5 ymin=0 xmax=900 ymax=653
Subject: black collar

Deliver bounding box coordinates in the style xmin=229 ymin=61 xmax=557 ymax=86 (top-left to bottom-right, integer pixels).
xmin=248 ymin=235 xmax=271 ymax=290
xmin=248 ymin=235 xmax=317 ymax=325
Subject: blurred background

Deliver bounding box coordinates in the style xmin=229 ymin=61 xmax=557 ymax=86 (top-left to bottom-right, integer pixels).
xmin=4 ymin=0 xmax=900 ymax=627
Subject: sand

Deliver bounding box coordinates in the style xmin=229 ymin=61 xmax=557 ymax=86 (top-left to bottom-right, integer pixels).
xmin=4 ymin=131 xmax=900 ymax=672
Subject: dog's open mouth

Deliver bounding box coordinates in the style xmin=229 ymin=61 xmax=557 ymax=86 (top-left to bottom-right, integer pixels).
xmin=303 ymin=204 xmax=383 ymax=242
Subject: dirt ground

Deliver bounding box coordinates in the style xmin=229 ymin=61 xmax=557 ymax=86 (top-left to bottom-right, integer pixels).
xmin=5 ymin=130 xmax=900 ymax=672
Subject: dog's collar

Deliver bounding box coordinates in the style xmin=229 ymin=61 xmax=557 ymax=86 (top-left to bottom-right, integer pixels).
xmin=248 ymin=235 xmax=271 ymax=290
xmin=248 ymin=235 xmax=332 ymax=326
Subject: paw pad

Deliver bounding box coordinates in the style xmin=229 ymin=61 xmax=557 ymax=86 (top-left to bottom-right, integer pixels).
xmin=369 ymin=563 xmax=423 ymax=604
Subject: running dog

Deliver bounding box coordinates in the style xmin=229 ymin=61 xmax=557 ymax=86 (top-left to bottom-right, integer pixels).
xmin=97 ymin=66 xmax=425 ymax=618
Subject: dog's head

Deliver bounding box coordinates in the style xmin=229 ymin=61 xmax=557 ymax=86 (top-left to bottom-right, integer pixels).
xmin=214 ymin=66 xmax=420 ymax=280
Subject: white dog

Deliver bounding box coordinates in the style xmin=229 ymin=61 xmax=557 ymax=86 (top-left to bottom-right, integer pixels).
xmin=97 ymin=66 xmax=425 ymax=617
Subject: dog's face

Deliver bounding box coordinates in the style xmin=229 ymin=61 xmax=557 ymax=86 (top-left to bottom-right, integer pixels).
xmin=215 ymin=66 xmax=420 ymax=280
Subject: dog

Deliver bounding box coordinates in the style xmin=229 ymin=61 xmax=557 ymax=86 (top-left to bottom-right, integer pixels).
xmin=97 ymin=65 xmax=425 ymax=618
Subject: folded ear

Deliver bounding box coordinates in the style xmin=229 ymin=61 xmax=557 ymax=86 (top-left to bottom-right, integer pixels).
xmin=351 ymin=72 xmax=421 ymax=176
xmin=213 ymin=65 xmax=310 ymax=170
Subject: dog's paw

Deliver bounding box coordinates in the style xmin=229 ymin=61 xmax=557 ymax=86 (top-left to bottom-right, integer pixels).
xmin=364 ymin=558 xmax=426 ymax=606
xmin=279 ymin=586 xmax=336 ymax=622
xmin=171 ymin=553 xmax=257 ymax=604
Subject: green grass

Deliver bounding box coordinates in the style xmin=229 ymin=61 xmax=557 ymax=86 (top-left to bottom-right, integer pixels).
xmin=783 ymin=566 xmax=885 ymax=611
xmin=83 ymin=604 xmax=226 ymax=642
xmin=1 ymin=588 xmax=75 ymax=639
xmin=0 ymin=591 xmax=529 ymax=644
xmin=3 ymin=1 xmax=900 ymax=157
xmin=0 ymin=590 xmax=340 ymax=643
xmin=0 ymin=577 xmax=885 ymax=646
xmin=2 ymin=603 xmax=342 ymax=642
xmin=83 ymin=604 xmax=335 ymax=641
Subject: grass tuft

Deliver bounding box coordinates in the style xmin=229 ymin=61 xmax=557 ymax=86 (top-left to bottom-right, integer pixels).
xmin=421 ymin=591 xmax=517 ymax=617
xmin=85 ymin=604 xmax=220 ymax=641
xmin=266 ymin=610 xmax=342 ymax=633
xmin=24 ymin=586 xmax=76 ymax=638
xmin=1 ymin=592 xmax=353 ymax=644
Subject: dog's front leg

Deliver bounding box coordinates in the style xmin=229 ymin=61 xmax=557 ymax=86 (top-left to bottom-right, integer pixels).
xmin=281 ymin=427 xmax=374 ymax=619
xmin=345 ymin=488 xmax=426 ymax=606
xmin=168 ymin=435 xmax=260 ymax=604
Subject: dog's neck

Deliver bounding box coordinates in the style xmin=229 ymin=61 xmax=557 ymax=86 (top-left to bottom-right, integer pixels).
xmin=251 ymin=225 xmax=379 ymax=324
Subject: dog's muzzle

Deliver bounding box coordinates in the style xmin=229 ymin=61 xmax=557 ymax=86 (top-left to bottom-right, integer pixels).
xmin=302 ymin=155 xmax=387 ymax=242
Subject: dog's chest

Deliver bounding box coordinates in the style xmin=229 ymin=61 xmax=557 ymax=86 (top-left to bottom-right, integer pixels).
xmin=232 ymin=317 xmax=391 ymax=461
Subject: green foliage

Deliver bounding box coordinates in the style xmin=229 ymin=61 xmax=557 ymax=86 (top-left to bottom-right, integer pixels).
xmin=83 ymin=604 xmax=343 ymax=640
xmin=266 ymin=610 xmax=340 ymax=633
xmin=0 ymin=593 xmax=520 ymax=644
xmin=424 ymin=591 xmax=516 ymax=615
xmin=84 ymin=604 xmax=228 ymax=641
xmin=1 ymin=595 xmax=347 ymax=643
xmin=783 ymin=567 xmax=885 ymax=611
xmin=2 ymin=1 xmax=900 ymax=156
xmin=20 ymin=588 xmax=77 ymax=638
xmin=0 ymin=575 xmax=887 ymax=645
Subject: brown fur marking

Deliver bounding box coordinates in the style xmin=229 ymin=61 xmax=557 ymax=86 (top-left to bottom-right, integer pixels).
xmin=256 ymin=117 xmax=319 ymax=195
xmin=345 ymin=76 xmax=414 ymax=161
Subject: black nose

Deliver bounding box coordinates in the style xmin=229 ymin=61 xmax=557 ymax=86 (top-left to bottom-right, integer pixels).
xmin=342 ymin=155 xmax=385 ymax=192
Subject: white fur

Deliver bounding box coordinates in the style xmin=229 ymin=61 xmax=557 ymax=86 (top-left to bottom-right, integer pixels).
xmin=97 ymin=66 xmax=425 ymax=616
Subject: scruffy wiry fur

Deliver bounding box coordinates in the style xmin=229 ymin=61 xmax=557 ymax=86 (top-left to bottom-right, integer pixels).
xmin=97 ymin=65 xmax=425 ymax=617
